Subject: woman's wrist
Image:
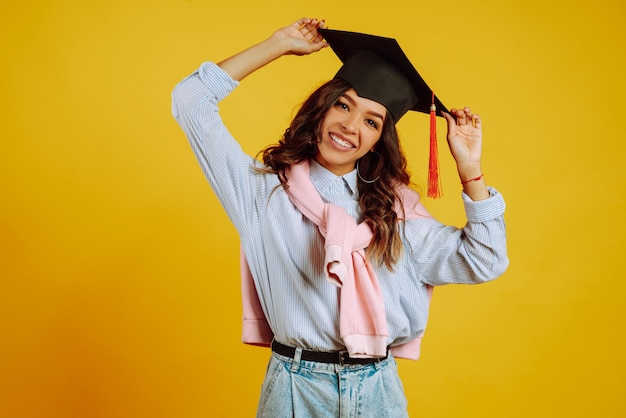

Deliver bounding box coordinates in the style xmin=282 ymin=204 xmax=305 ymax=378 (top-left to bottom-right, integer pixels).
xmin=461 ymin=173 xmax=484 ymax=184
xmin=457 ymin=163 xmax=489 ymax=201
xmin=456 ymin=162 xmax=482 ymax=182
xmin=263 ymin=33 xmax=295 ymax=57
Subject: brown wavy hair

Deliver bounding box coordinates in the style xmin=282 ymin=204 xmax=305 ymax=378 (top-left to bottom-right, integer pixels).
xmin=258 ymin=78 xmax=412 ymax=269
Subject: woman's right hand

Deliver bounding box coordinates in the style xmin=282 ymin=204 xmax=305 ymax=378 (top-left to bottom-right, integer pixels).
xmin=270 ymin=18 xmax=328 ymax=56
xmin=217 ymin=18 xmax=327 ymax=81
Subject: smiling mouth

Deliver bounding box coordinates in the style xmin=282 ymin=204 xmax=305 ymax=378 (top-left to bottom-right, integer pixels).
xmin=330 ymin=134 xmax=355 ymax=149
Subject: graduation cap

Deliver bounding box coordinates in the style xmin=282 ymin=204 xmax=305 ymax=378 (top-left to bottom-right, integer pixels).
xmin=318 ymin=27 xmax=447 ymax=198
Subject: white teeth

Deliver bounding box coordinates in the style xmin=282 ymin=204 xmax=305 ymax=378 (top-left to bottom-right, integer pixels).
xmin=330 ymin=134 xmax=353 ymax=148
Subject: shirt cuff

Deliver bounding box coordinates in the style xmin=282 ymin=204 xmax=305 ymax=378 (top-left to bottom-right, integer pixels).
xmin=197 ymin=61 xmax=239 ymax=102
xmin=462 ymin=186 xmax=506 ymax=223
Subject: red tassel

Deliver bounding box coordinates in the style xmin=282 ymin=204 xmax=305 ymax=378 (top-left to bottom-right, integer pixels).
xmin=427 ymin=91 xmax=442 ymax=198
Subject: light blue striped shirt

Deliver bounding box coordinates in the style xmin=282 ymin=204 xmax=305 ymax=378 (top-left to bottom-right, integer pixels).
xmin=171 ymin=62 xmax=509 ymax=352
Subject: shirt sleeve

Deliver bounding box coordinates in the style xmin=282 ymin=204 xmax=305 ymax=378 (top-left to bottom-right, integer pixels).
xmin=171 ymin=62 xmax=266 ymax=235
xmin=406 ymin=187 xmax=509 ymax=286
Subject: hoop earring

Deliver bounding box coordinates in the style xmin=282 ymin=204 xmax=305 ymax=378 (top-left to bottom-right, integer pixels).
xmin=356 ymin=151 xmax=382 ymax=184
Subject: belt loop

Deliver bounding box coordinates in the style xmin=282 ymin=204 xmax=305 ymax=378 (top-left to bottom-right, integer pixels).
xmin=291 ymin=346 xmax=303 ymax=372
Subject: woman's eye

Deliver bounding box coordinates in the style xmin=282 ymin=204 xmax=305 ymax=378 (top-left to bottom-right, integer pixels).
xmin=336 ymin=101 xmax=349 ymax=110
xmin=367 ymin=119 xmax=378 ymax=129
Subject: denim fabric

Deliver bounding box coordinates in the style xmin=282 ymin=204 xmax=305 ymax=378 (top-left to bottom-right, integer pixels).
xmin=256 ymin=348 xmax=408 ymax=418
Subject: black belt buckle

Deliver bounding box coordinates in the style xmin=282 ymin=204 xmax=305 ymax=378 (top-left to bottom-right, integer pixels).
xmin=339 ymin=350 xmax=350 ymax=366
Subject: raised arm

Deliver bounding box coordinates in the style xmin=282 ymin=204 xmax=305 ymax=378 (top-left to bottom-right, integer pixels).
xmin=218 ymin=17 xmax=328 ymax=81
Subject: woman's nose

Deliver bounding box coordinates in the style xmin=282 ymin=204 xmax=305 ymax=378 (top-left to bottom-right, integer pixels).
xmin=341 ymin=114 xmax=358 ymax=134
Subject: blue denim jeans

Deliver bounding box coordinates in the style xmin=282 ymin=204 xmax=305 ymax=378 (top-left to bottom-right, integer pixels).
xmin=256 ymin=347 xmax=409 ymax=417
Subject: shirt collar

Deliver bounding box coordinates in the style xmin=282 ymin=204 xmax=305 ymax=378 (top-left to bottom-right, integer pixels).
xmin=309 ymin=159 xmax=358 ymax=196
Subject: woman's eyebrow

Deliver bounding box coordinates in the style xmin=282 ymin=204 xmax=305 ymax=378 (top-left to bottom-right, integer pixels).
xmin=367 ymin=109 xmax=385 ymax=122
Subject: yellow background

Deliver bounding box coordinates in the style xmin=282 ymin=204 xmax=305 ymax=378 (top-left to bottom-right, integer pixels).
xmin=1 ymin=0 xmax=624 ymax=417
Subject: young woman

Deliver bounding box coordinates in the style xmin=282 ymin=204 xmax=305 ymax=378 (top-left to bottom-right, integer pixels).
xmin=172 ymin=17 xmax=508 ymax=417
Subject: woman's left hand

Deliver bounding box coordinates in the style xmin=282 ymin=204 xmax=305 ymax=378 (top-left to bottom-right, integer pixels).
xmin=442 ymin=107 xmax=489 ymax=201
xmin=442 ymin=107 xmax=482 ymax=166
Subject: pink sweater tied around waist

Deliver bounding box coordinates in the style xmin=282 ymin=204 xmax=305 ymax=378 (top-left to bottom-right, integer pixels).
xmin=241 ymin=161 xmax=433 ymax=360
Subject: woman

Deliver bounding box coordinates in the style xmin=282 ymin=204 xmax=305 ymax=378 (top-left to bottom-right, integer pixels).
xmin=172 ymin=17 xmax=508 ymax=417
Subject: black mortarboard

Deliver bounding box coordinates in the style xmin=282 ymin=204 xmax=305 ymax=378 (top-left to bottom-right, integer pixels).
xmin=318 ymin=27 xmax=447 ymax=198
xmin=318 ymin=28 xmax=448 ymax=123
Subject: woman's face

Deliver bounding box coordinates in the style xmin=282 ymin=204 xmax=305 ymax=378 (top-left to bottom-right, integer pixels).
xmin=315 ymin=89 xmax=386 ymax=176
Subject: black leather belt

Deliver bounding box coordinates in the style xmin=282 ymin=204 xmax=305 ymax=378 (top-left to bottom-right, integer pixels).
xmin=271 ymin=340 xmax=387 ymax=365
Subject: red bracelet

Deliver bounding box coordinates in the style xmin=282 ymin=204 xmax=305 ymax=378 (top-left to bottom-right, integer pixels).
xmin=461 ymin=174 xmax=484 ymax=184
